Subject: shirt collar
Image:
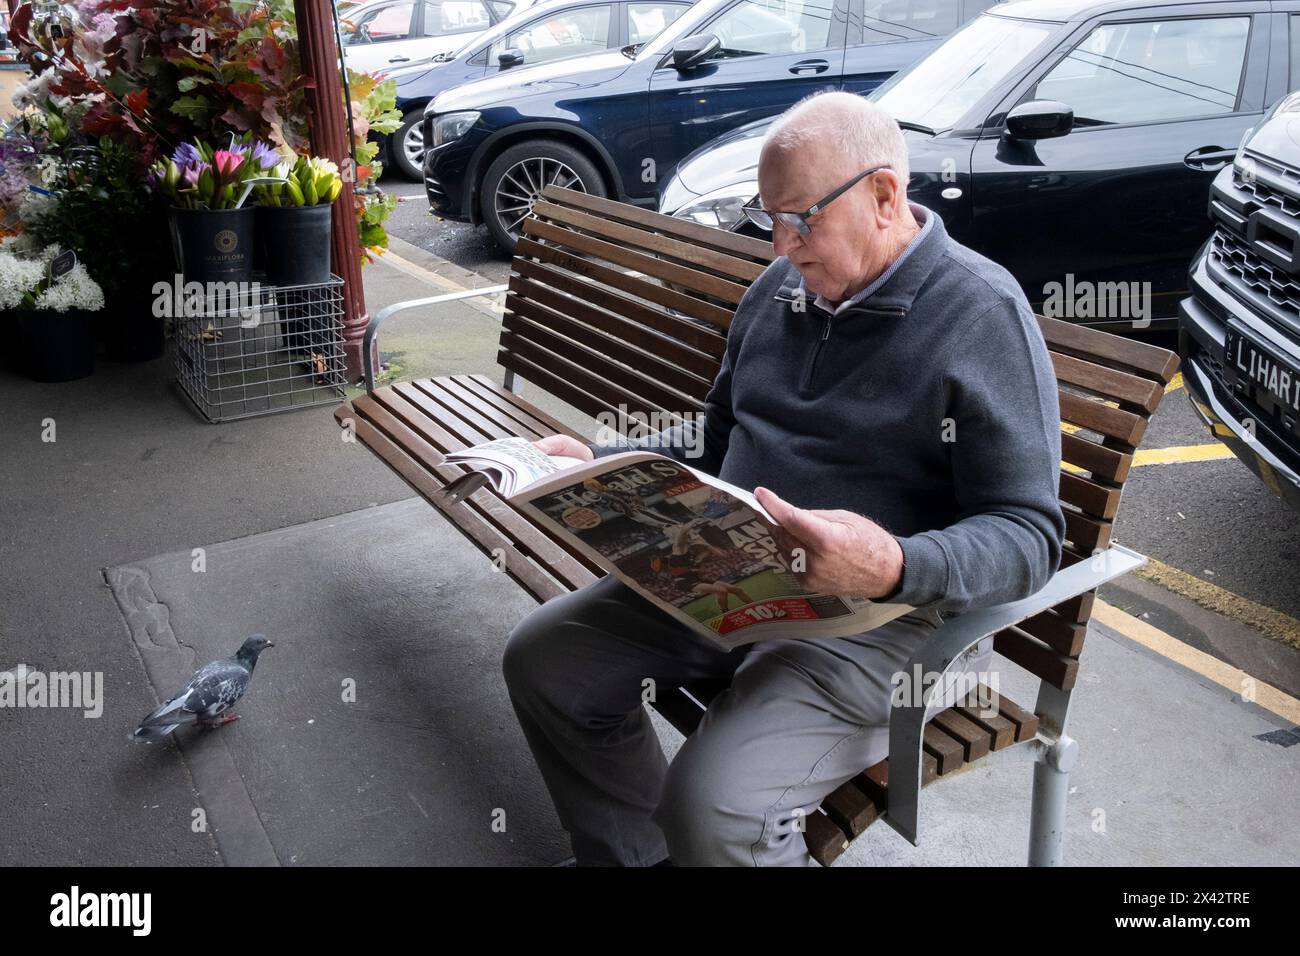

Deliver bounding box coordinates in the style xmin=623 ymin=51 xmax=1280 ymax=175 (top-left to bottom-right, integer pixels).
xmin=810 ymin=204 xmax=932 ymax=315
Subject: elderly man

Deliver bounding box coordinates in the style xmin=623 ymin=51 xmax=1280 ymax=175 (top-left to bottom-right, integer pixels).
xmin=502 ymin=91 xmax=1065 ymax=866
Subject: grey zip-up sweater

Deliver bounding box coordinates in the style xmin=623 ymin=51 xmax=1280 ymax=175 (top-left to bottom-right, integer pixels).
xmin=592 ymin=205 xmax=1065 ymax=614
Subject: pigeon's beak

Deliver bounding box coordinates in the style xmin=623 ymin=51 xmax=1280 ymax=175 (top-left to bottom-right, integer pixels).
xmin=265 ymin=641 xmax=275 ymax=648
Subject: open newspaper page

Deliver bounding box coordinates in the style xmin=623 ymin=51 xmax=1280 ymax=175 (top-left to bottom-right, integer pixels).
xmin=511 ymin=451 xmax=914 ymax=652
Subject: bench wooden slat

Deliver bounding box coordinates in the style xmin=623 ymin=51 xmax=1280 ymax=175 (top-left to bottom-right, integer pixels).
xmin=500 ymin=329 xmax=701 ymax=425
xmin=388 ymin=382 xmax=612 ymax=582
xmin=1058 ymin=389 xmax=1147 ymax=447
xmin=1060 ymin=470 xmax=1122 ymax=520
xmin=337 ymin=406 xmax=581 ymax=602
xmin=512 ymin=256 xmax=728 ymax=361
xmin=955 ymin=700 xmax=1017 ymax=751
xmin=360 ymin=390 xmax=604 ymax=589
xmin=931 ymin=709 xmax=993 ymax=762
xmin=524 ymin=217 xmax=750 ymax=305
xmin=427 ymin=376 xmax=550 ymax=441
xmin=402 ymin=380 xmax=513 ymax=446
xmin=1050 ymin=350 xmax=1164 ymax=413
xmin=439 ymin=376 xmax=553 ymax=441
xmin=994 ymin=626 xmax=1080 ymax=691
xmin=516 ymin=237 xmax=735 ymax=338
xmin=1051 ymin=590 xmax=1096 ymax=624
xmin=1038 ymin=314 xmax=1180 ymax=383
xmin=509 ymin=270 xmax=720 ymax=382
xmin=1061 ymin=430 xmax=1132 ymax=483
xmin=540 ymin=185 xmax=775 ymax=263
xmin=505 ymin=283 xmax=714 ymax=400
xmin=531 ymin=198 xmax=768 ymax=284
xmin=989 ymin=685 xmax=1041 ymax=742
xmin=1063 ymin=507 xmax=1113 ymax=553
xmin=820 ymin=780 xmax=880 ymax=838
xmin=923 ymin=724 xmax=966 ymax=775
xmin=495 ymin=348 xmax=631 ymax=427
xmin=1017 ymin=608 xmax=1087 ymax=657
xmin=804 ymin=811 xmax=851 ymax=864
xmin=457 ymin=373 xmax=585 ymax=440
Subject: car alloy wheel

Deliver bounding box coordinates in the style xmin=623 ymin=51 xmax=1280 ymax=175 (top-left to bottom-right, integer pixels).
xmin=402 ymin=121 xmax=425 ymax=171
xmin=494 ymin=156 xmax=587 ymax=240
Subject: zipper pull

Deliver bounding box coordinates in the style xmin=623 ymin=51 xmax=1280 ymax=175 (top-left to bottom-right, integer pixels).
xmin=821 ymin=319 xmax=831 ymax=341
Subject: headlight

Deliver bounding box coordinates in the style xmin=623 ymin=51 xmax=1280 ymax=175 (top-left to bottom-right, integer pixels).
xmin=431 ymin=111 xmax=481 ymax=148
xmin=670 ymin=182 xmax=758 ymax=230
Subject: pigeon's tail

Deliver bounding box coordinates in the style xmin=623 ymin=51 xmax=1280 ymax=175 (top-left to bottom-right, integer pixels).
xmin=129 ymin=723 xmax=179 ymax=744
xmin=132 ymin=695 xmax=192 ymax=743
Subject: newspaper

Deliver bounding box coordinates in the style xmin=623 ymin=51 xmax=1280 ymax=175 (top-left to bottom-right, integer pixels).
xmin=446 ymin=440 xmax=913 ymax=651
xmin=443 ymin=437 xmax=586 ymax=496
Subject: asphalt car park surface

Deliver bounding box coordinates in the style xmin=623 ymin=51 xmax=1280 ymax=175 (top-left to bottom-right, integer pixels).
xmin=379 ymin=170 xmax=1300 ymax=702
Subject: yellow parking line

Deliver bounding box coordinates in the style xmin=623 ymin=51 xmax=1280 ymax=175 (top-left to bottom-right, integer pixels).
xmin=1129 ymin=556 xmax=1300 ymax=651
xmin=1164 ymin=371 xmax=1184 ymax=394
xmin=1132 ymin=443 xmax=1234 ymax=466
xmin=1094 ymin=599 xmax=1300 ymax=725
xmin=1061 ymin=442 xmax=1234 ymax=473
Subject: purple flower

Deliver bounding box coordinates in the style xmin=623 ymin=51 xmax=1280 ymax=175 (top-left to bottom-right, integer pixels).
xmin=171 ymin=142 xmax=202 ymax=169
xmin=182 ymin=161 xmax=209 ymax=188
xmin=249 ymin=141 xmax=278 ymax=170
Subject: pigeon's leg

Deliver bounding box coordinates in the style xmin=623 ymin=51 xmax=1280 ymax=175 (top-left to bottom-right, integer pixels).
xmin=198 ymin=713 xmax=241 ymax=729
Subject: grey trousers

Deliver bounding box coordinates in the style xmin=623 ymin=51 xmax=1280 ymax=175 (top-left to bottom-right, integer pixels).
xmin=502 ymin=574 xmax=993 ymax=866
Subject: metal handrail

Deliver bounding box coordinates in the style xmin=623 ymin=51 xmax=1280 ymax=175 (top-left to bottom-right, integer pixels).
xmin=362 ymin=284 xmax=509 ymax=393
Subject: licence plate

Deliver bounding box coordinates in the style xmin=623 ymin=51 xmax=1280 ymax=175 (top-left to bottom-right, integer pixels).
xmin=1224 ymin=323 xmax=1300 ymax=436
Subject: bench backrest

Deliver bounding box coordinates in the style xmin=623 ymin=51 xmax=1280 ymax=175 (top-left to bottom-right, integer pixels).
xmin=505 ymin=186 xmax=1178 ymax=692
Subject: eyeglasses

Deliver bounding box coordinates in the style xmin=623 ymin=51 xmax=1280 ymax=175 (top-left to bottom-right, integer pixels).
xmin=741 ymin=164 xmax=892 ymax=236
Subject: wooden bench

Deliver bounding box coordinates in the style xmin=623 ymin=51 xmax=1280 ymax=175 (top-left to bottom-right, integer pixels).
xmin=337 ymin=185 xmax=1179 ymax=866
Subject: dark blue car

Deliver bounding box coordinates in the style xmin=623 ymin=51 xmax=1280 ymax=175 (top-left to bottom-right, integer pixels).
xmin=424 ymin=0 xmax=995 ymax=249
xmin=384 ymin=0 xmax=692 ymax=179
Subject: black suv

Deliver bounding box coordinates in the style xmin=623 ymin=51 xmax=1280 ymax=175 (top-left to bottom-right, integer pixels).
xmin=1180 ymin=90 xmax=1300 ymax=512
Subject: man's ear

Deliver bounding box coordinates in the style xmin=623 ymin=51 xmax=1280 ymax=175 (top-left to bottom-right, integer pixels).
xmin=869 ymin=170 xmax=903 ymax=227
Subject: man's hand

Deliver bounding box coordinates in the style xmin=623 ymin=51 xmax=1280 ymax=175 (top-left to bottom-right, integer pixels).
xmin=533 ymin=434 xmax=595 ymax=461
xmin=755 ymin=487 xmax=904 ymax=599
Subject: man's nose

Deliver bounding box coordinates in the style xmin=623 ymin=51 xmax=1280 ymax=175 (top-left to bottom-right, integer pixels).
xmin=771 ymin=220 xmax=802 ymax=257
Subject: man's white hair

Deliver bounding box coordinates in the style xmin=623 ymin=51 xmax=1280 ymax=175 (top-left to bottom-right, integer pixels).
xmin=763 ymin=91 xmax=909 ymax=194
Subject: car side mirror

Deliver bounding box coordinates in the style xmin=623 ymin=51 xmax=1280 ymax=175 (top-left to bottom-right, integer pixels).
xmin=671 ymin=34 xmax=720 ymax=71
xmin=498 ymin=47 xmax=524 ymax=69
xmin=1005 ymin=100 xmax=1073 ymax=140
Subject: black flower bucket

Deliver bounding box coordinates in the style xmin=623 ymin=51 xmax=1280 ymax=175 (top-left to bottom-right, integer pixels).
xmin=169 ymin=206 xmax=256 ymax=284
xmin=256 ymin=203 xmax=333 ymax=287
xmin=17 ymin=308 xmax=96 ymax=382
xmin=102 ymin=281 xmax=167 ymax=363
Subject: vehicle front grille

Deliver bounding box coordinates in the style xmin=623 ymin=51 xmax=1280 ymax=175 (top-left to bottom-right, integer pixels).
xmin=1233 ymin=163 xmax=1300 ymax=218
xmin=1207 ymin=229 xmax=1300 ymax=339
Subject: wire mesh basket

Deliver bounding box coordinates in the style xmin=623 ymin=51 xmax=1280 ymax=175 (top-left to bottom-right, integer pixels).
xmin=174 ymin=275 xmax=346 ymax=423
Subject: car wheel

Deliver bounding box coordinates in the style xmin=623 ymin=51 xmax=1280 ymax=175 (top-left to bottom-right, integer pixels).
xmin=481 ymin=140 xmax=606 ymax=253
xmin=392 ymin=110 xmax=427 ymax=182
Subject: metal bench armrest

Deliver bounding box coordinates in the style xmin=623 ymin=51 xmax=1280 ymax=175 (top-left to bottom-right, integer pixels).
xmin=883 ymin=542 xmax=1147 ymax=846
xmin=362 ymin=285 xmax=509 ymax=393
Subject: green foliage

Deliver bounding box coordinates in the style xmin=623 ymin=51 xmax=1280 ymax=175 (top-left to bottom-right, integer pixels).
xmin=23 ymin=138 xmax=171 ymax=308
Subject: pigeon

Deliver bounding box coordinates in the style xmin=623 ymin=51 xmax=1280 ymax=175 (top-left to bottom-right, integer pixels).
xmin=131 ymin=635 xmax=274 ymax=743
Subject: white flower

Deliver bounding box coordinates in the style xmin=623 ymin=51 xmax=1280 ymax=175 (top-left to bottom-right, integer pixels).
xmin=35 ymin=261 xmax=104 ymax=312
xmin=0 ymin=249 xmax=47 ymax=309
